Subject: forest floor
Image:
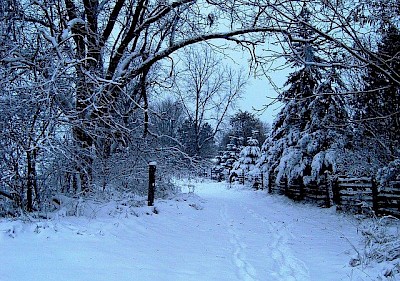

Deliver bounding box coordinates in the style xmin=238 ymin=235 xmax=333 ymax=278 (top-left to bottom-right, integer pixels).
xmin=0 ymin=180 xmax=398 ymax=281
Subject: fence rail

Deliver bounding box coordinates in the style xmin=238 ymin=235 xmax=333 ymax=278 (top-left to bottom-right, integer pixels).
xmin=211 ymin=169 xmax=399 ymax=217
xmin=333 ymin=177 xmax=377 ymax=214
xmin=272 ymin=176 xmax=400 ymax=217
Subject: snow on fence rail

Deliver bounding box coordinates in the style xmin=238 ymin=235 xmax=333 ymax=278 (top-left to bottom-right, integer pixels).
xmin=209 ymin=170 xmax=399 ymax=217
xmin=377 ymin=180 xmax=400 ymax=217
xmin=332 ymin=178 xmax=400 ymax=217
xmin=266 ymin=175 xmax=332 ymax=207
xmin=333 ymin=177 xmax=377 ymax=214
xmin=263 ymin=175 xmax=399 ymax=217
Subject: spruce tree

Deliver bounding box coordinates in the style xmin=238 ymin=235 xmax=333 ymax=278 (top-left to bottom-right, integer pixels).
xmin=354 ymin=24 xmax=400 ymax=182
xmin=260 ymin=5 xmax=322 ymax=185
xmin=259 ymin=5 xmax=350 ymax=185
xmin=232 ymin=134 xmax=261 ymax=175
xmin=359 ymin=24 xmax=400 ymax=160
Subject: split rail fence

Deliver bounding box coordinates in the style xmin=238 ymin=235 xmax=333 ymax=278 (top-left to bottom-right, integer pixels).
xmin=218 ymin=170 xmax=400 ymax=217
xmin=267 ymin=176 xmax=400 ymax=217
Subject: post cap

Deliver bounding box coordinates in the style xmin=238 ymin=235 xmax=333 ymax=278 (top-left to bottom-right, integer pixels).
xmin=149 ymin=161 xmax=157 ymax=166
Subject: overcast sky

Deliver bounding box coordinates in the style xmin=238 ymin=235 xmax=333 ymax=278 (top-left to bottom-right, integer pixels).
xmin=227 ymin=50 xmax=288 ymax=125
xmin=239 ymin=74 xmax=284 ymax=125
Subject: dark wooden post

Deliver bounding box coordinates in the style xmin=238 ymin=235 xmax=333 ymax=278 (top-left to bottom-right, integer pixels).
xmin=332 ymin=177 xmax=340 ymax=206
xmin=299 ymin=180 xmax=305 ymax=201
xmin=371 ymin=177 xmax=379 ymax=215
xmin=268 ymin=174 xmax=272 ymax=194
xmin=324 ymin=172 xmax=331 ymax=208
xmin=284 ymin=177 xmax=288 ymax=196
xmin=148 ymin=162 xmax=156 ymax=206
xmin=261 ymin=173 xmax=264 ymax=190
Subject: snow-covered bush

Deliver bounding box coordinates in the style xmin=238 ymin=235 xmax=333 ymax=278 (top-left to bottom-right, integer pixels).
xmin=377 ymin=159 xmax=400 ymax=188
xmin=351 ymin=216 xmax=400 ymax=279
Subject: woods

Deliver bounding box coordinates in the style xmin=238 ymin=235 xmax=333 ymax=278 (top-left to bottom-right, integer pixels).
xmin=0 ymin=0 xmax=399 ymax=216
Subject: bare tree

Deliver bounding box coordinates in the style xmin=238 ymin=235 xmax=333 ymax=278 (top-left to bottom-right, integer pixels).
xmin=6 ymin=0 xmax=279 ymax=191
xmin=172 ymin=45 xmax=246 ymax=158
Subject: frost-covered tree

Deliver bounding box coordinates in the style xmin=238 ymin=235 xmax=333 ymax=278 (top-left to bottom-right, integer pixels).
xmin=298 ymin=70 xmax=351 ymax=183
xmin=355 ymin=24 xmax=400 ymax=158
xmin=151 ymin=98 xmax=185 ymax=148
xmin=259 ymin=5 xmax=350 ymax=186
xmin=351 ymin=23 xmax=400 ymax=181
xmin=0 ymin=7 xmax=65 ymax=213
xmin=219 ymin=136 xmax=241 ymax=176
xmin=260 ymin=5 xmax=322 ymax=185
xmin=173 ymin=46 xmax=245 ymax=160
xmin=232 ymin=136 xmax=261 ymax=176
xmin=2 ymin=0 xmax=400 ymax=216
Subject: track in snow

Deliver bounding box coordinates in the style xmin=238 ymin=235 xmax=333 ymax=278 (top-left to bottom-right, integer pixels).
xmin=220 ymin=202 xmax=259 ymax=281
xmin=241 ymin=204 xmax=310 ymax=281
xmin=1 ymin=180 xmax=363 ymax=281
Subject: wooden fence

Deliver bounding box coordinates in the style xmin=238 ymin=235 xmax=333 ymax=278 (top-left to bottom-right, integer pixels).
xmin=266 ymin=175 xmax=400 ymax=217
xmin=212 ymin=170 xmax=399 ymax=217
xmin=376 ymin=180 xmax=400 ymax=217
xmin=268 ymin=177 xmax=331 ymax=207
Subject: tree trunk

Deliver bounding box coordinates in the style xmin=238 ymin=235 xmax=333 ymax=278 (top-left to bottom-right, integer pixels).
xmin=72 ymin=125 xmax=93 ymax=193
xmin=26 ymin=150 xmax=33 ymax=212
xmin=32 ymin=148 xmax=40 ymax=206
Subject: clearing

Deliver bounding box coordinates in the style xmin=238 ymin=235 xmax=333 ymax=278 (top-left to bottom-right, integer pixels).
xmin=0 ymin=181 xmax=381 ymax=280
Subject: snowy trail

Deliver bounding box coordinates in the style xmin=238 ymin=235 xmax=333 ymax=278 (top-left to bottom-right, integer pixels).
xmin=241 ymin=204 xmax=309 ymax=281
xmin=1 ymin=181 xmax=366 ymax=281
xmin=220 ymin=202 xmax=259 ymax=281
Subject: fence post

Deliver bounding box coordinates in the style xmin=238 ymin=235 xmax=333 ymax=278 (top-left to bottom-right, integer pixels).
xmin=324 ymin=172 xmax=333 ymax=208
xmin=268 ymin=174 xmax=272 ymax=194
xmin=261 ymin=173 xmax=264 ymax=190
xmin=371 ymin=177 xmax=379 ymax=215
xmin=299 ymin=180 xmax=305 ymax=201
xmin=148 ymin=162 xmax=157 ymax=206
xmin=332 ymin=177 xmax=340 ymax=206
xmin=284 ymin=177 xmax=288 ymax=196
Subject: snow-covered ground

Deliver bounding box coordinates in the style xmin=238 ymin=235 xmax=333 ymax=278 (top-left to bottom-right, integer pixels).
xmin=0 ymin=180 xmax=397 ymax=281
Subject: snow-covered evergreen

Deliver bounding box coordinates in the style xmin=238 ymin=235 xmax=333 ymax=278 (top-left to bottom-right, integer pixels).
xmin=257 ymin=6 xmax=350 ymax=186
xmin=232 ymin=136 xmax=261 ymax=178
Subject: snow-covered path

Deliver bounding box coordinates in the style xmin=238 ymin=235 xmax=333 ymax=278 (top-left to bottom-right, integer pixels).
xmin=1 ymin=181 xmax=367 ymax=281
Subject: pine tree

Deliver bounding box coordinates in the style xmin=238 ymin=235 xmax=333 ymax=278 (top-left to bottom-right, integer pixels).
xmin=259 ymin=5 xmax=350 ymax=185
xmin=354 ymin=24 xmax=400 ymax=182
xmin=212 ymin=136 xmax=241 ymax=181
xmin=178 ymin=119 xmax=216 ymax=159
xmin=260 ymin=5 xmax=321 ymax=185
xmin=232 ymin=135 xmax=261 ymax=175
xmin=219 ymin=111 xmax=267 ymax=149
xmin=299 ymin=70 xmax=351 ymax=182
xmin=358 ymin=24 xmax=400 ymax=160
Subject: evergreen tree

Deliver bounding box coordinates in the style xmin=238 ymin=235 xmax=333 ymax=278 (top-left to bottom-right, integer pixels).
xmin=355 ymin=24 xmax=400 ymax=161
xmin=219 ymin=111 xmax=267 ymax=149
xmin=352 ymin=23 xmax=400 ymax=181
xmin=178 ymin=119 xmax=216 ymax=159
xmin=232 ymin=135 xmax=261 ymax=175
xmin=259 ymin=5 xmax=350 ymax=185
xmin=299 ymin=70 xmax=351 ymax=182
xmin=260 ymin=5 xmax=321 ymax=185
